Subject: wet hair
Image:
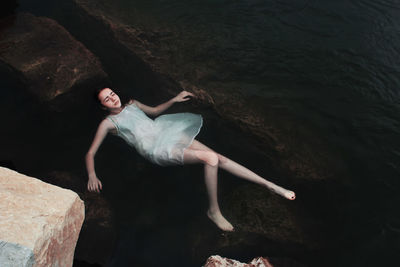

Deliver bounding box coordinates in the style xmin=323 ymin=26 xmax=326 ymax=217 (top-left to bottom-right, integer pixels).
xmin=94 ymin=87 xmax=127 ymax=110
xmin=94 ymin=86 xmax=131 ymax=112
xmin=93 ymin=87 xmax=108 ymax=107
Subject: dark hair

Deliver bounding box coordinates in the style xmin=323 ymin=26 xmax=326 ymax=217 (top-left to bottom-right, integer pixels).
xmin=93 ymin=87 xmax=109 ymax=107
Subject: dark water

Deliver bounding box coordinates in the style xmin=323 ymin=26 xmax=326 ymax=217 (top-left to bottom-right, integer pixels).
xmin=93 ymin=0 xmax=400 ymax=190
xmin=85 ymin=1 xmax=400 ymax=265
xmin=4 ymin=0 xmax=400 ymax=266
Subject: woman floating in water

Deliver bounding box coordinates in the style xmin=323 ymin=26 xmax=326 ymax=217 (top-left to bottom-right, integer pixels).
xmin=86 ymin=88 xmax=295 ymax=231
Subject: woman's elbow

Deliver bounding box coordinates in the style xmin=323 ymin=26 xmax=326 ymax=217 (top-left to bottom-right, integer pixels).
xmin=85 ymin=151 xmax=95 ymax=160
xmin=152 ymin=107 xmax=161 ymax=116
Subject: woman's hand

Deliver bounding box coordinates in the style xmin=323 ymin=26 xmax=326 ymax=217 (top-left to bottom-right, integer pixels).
xmin=173 ymin=91 xmax=195 ymax=103
xmin=87 ymin=174 xmax=103 ymax=193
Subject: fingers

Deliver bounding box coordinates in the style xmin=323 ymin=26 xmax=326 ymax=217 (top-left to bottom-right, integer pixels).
xmin=95 ymin=181 xmax=101 ymax=193
xmin=177 ymin=91 xmax=195 ymax=102
xmin=87 ymin=180 xmax=102 ymax=193
xmin=179 ymin=91 xmax=195 ymax=97
xmin=88 ymin=182 xmax=93 ymax=192
xmin=185 ymin=92 xmax=195 ymax=98
xmin=182 ymin=91 xmax=194 ymax=96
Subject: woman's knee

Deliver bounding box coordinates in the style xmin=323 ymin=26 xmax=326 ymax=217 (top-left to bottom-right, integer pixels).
xmin=217 ymin=153 xmax=228 ymax=164
xmin=208 ymin=151 xmax=219 ymax=166
xmin=200 ymin=150 xmax=219 ymax=166
xmin=191 ymin=140 xmax=226 ymax=165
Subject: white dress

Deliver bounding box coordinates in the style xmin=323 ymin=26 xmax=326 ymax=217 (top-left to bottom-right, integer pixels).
xmin=107 ymin=102 xmax=203 ymax=166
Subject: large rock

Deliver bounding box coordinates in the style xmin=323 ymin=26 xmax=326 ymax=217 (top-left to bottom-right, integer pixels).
xmin=0 ymin=167 xmax=85 ymax=267
xmin=0 ymin=12 xmax=108 ymax=101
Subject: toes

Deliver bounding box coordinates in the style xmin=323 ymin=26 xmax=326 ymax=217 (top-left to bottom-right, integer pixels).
xmin=223 ymin=225 xmax=234 ymax=232
xmin=284 ymin=191 xmax=296 ymax=200
xmin=207 ymin=210 xmax=234 ymax=231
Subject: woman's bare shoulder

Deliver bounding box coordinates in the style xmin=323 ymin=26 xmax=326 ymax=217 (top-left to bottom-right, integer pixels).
xmin=99 ymin=118 xmax=116 ymax=131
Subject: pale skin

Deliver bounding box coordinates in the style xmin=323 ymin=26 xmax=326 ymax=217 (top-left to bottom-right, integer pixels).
xmin=86 ymin=88 xmax=296 ymax=232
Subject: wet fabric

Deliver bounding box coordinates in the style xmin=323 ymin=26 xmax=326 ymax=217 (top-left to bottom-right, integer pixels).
xmin=107 ymin=102 xmax=203 ymax=166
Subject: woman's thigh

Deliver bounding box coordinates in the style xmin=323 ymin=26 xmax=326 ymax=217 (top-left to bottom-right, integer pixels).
xmin=183 ymin=148 xmax=206 ymax=164
xmin=189 ymin=139 xmax=213 ymax=151
xmin=189 ymin=140 xmax=228 ymax=164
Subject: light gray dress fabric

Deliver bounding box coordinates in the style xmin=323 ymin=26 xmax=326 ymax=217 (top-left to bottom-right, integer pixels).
xmin=107 ymin=102 xmax=203 ymax=166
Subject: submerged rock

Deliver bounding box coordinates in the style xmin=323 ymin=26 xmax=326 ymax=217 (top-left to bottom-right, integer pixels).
xmin=227 ymin=186 xmax=307 ymax=246
xmin=0 ymin=12 xmax=108 ymax=102
xmin=0 ymin=167 xmax=84 ymax=267
xmin=54 ymin=0 xmax=349 ymax=183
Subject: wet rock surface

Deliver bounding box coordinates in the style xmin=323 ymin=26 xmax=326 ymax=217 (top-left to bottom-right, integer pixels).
xmin=0 ymin=12 xmax=108 ymax=102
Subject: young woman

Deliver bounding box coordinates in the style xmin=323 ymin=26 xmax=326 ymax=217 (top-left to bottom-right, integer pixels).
xmin=86 ymin=88 xmax=296 ymax=231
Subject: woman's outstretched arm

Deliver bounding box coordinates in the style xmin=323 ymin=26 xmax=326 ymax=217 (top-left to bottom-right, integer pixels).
xmin=133 ymin=90 xmax=194 ymax=116
xmin=85 ymin=119 xmax=115 ymax=193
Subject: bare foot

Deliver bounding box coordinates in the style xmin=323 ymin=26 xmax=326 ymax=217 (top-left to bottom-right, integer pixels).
xmin=270 ymin=185 xmax=296 ymax=200
xmin=284 ymin=190 xmax=296 ymax=200
xmin=207 ymin=210 xmax=234 ymax=232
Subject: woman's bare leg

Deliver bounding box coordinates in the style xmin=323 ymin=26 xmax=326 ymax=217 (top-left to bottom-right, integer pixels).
xmin=189 ymin=140 xmax=296 ymax=200
xmin=183 ymin=148 xmax=234 ymax=231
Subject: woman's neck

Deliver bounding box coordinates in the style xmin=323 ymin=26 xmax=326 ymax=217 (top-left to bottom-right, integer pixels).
xmin=108 ymin=106 xmax=124 ymax=115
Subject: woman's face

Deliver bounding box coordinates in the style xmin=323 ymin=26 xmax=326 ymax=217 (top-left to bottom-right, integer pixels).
xmin=98 ymin=88 xmax=121 ymax=109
